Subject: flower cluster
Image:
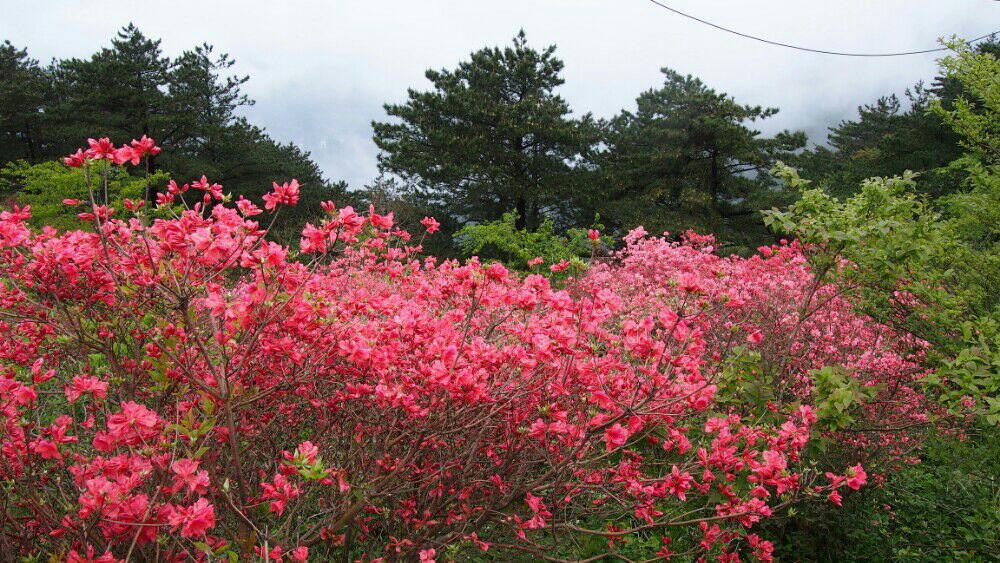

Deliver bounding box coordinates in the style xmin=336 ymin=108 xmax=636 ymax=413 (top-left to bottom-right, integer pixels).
xmin=0 ymin=138 xmax=945 ymax=561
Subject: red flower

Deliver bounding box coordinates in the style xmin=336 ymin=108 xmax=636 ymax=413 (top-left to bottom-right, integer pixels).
xmin=420 ymin=216 xmax=440 ymax=234
xmin=264 ymin=179 xmax=301 ymax=210
xmin=63 ymin=149 xmax=86 ymax=168
xmin=165 ymin=498 xmax=216 ymax=538
xmin=84 ymin=138 xmax=115 ymax=160
xmin=603 ymin=423 xmax=629 ymax=452
xmin=130 ymin=135 xmax=161 ymax=156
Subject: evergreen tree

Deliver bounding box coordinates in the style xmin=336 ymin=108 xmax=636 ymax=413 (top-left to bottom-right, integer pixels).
xmin=372 ymin=31 xmax=599 ymax=232
xmin=0 ymin=25 xmax=345 ymax=236
xmin=0 ymin=41 xmax=48 ymax=162
xmin=797 ymin=38 xmax=1000 ymax=199
xmin=796 ymin=90 xmax=962 ymax=198
xmin=601 ymin=68 xmax=805 ymax=250
xmin=46 ymin=24 xmax=171 ymax=154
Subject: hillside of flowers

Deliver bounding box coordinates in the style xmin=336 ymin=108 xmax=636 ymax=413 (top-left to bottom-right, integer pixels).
xmin=0 ymin=137 xmax=959 ymax=562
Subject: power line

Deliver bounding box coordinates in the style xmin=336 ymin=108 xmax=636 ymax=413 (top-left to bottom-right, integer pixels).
xmin=644 ymin=0 xmax=998 ymax=57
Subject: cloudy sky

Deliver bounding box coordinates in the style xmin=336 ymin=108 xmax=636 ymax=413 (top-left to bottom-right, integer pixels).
xmin=2 ymin=0 xmax=996 ymax=186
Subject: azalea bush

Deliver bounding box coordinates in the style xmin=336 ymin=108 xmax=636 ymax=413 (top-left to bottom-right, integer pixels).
xmin=0 ymin=138 xmax=951 ymax=562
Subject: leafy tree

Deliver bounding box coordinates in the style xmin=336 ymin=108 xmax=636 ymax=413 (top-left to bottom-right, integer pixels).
xmin=372 ymin=30 xmax=599 ymax=232
xmin=601 ymin=68 xmax=805 ymax=252
xmin=0 ymin=41 xmax=48 ymax=162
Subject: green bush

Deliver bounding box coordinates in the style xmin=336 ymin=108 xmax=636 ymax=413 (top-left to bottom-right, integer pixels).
xmin=768 ymin=426 xmax=1000 ymax=562
xmin=455 ymin=211 xmax=608 ymax=275
xmin=0 ymin=159 xmax=170 ymax=230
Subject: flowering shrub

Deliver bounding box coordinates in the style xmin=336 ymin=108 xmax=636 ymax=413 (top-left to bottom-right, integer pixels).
xmin=0 ymin=138 xmax=943 ymax=561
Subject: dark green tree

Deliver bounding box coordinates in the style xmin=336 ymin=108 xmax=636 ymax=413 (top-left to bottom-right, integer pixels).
xmin=796 ymin=90 xmax=962 ymax=199
xmin=45 ymin=24 xmax=171 ymax=154
xmin=372 ymin=31 xmax=599 ymax=232
xmin=601 ymin=68 xmax=805 ymax=251
xmin=0 ymin=25 xmax=346 ymax=235
xmin=0 ymin=41 xmax=49 ymax=162
xmin=796 ymin=38 xmax=1000 ymax=199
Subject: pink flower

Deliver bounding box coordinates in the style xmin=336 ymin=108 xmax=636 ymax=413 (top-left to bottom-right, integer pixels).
xmin=261 ymin=474 xmax=300 ymax=516
xmin=111 ymin=146 xmax=141 ymax=166
xmin=295 ymin=441 xmax=319 ymax=463
xmin=130 ymin=135 xmax=161 ymax=156
xmin=550 ymin=260 xmax=570 ymax=273
xmin=485 ymin=262 xmax=509 ymax=282
xmin=420 ymin=216 xmax=440 ymax=234
xmin=846 ymin=464 xmax=867 ymax=490
xmin=236 ymin=196 xmax=262 ymax=217
xmin=264 ymin=180 xmax=301 ymax=210
xmin=368 ymin=205 xmax=394 ymax=230
xmin=66 ymin=547 xmax=120 ymax=563
xmin=603 ymin=423 xmax=629 ymax=452
xmin=665 ymin=465 xmax=694 ymax=501
xmin=65 ymin=376 xmax=108 ymax=403
xmin=191 ymin=176 xmax=224 ymax=201
xmin=64 ymin=149 xmax=86 ymax=168
xmin=171 ymin=458 xmax=210 ymax=495
xmin=525 ymin=492 xmax=546 ymax=513
xmin=747 ymin=329 xmax=764 ymax=344
xmin=30 ymin=439 xmax=62 ymax=461
xmin=587 ymin=229 xmax=600 ymax=241
xmin=419 ymin=549 xmax=436 ymax=563
xmin=84 ymin=138 xmax=115 ymax=160
xmin=165 ymin=498 xmax=216 ymax=538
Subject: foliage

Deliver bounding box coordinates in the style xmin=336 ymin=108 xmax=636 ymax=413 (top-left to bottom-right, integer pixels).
xmin=0 ymin=137 xmax=951 ymax=562
xmin=455 ymin=211 xmax=607 ymax=274
xmin=766 ymin=41 xmax=1000 ymax=425
xmin=768 ymin=425 xmax=1000 ymax=562
xmin=0 ymin=159 xmax=170 ymax=230
xmin=600 ymin=68 xmax=806 ymax=253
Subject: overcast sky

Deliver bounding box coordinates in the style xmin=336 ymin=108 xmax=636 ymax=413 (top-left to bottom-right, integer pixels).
xmin=2 ymin=0 xmax=996 ymax=186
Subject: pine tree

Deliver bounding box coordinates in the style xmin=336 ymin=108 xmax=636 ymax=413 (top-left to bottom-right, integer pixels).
xmin=372 ymin=31 xmax=599 ymax=231
xmin=601 ymin=68 xmax=805 ymax=250
xmin=0 ymin=41 xmax=48 ymax=162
